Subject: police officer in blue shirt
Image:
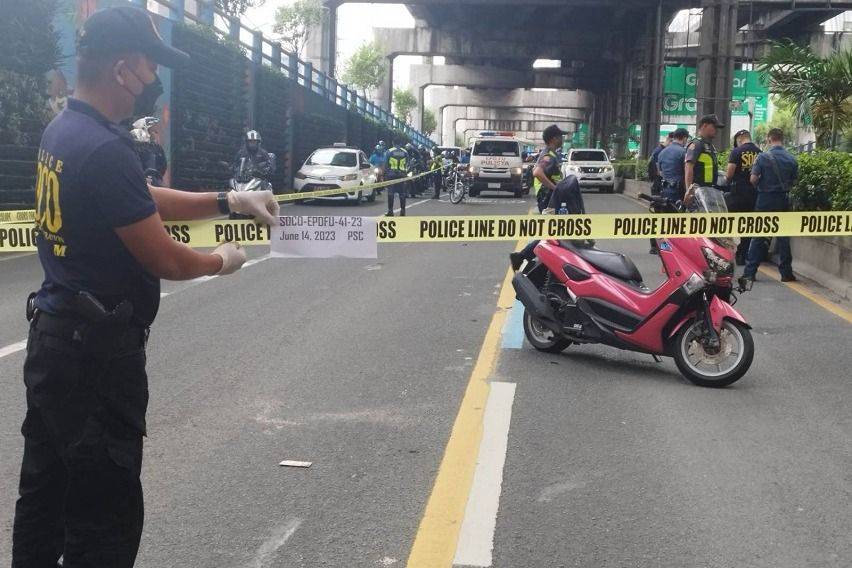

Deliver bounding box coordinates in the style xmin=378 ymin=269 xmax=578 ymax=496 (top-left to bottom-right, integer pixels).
xmin=741 ymin=128 xmax=798 ymax=284
xmin=656 ymin=128 xmax=690 ymax=201
xmin=12 ymin=7 xmax=279 ymax=566
xmin=648 ymin=134 xmax=671 ymax=195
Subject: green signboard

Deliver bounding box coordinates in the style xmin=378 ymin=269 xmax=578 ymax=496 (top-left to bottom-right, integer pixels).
xmin=663 ymin=66 xmax=769 ymax=124
xmin=566 ymin=123 xmax=589 ymax=149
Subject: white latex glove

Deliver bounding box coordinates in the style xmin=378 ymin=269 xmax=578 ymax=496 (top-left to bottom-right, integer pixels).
xmin=212 ymin=242 xmax=246 ymax=275
xmin=227 ymin=190 xmax=280 ymax=226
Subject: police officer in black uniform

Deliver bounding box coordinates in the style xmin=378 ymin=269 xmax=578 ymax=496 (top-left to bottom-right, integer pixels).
xmin=384 ymin=140 xmax=410 ymax=216
xmin=725 ymin=129 xmax=761 ymax=264
xmin=12 ymin=7 xmax=279 ymax=566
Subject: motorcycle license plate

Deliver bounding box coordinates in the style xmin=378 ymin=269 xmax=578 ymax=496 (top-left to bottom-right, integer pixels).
xmin=488 ymin=183 xmax=500 ymax=188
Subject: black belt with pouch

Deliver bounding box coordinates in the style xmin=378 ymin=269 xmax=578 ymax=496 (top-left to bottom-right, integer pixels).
xmin=27 ymin=291 xmax=148 ymax=355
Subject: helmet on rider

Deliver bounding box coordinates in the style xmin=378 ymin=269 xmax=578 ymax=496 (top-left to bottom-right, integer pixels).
xmin=130 ymin=116 xmax=159 ymax=143
xmin=246 ymin=130 xmax=261 ymax=153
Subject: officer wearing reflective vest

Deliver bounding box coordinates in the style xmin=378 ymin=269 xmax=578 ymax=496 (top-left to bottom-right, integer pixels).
xmin=429 ymin=147 xmax=443 ymax=199
xmin=534 ymin=125 xmax=567 ymax=212
xmin=12 ymin=7 xmax=279 ymax=566
xmin=684 ymin=114 xmax=723 ymax=193
xmin=384 ymin=140 xmax=410 ymax=216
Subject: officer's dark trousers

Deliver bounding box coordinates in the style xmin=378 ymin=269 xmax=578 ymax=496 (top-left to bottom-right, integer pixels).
xmin=387 ymin=178 xmax=407 ymax=215
xmin=521 ymin=178 xmax=585 ymax=260
xmin=743 ymin=192 xmax=792 ymax=279
xmin=13 ymin=318 xmax=148 ymax=567
xmin=725 ymin=185 xmax=757 ymax=261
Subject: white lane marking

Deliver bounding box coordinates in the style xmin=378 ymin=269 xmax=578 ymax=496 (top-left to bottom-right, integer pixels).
xmin=251 ymin=517 xmax=302 ymax=568
xmin=453 ymin=381 xmax=517 ymax=567
xmin=0 ymin=340 xmax=27 ymax=360
xmin=0 ymin=252 xmax=35 ymax=263
xmin=393 ymin=198 xmax=429 ymax=215
xmin=2 ymin=255 xmax=275 ymax=359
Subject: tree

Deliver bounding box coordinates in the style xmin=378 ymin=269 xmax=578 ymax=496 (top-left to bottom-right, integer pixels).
xmin=758 ymin=40 xmax=852 ymax=149
xmin=216 ymin=0 xmax=265 ymax=17
xmin=341 ymin=41 xmax=386 ymax=98
xmin=273 ymin=0 xmax=323 ymax=57
xmin=422 ymin=108 xmax=437 ymax=136
xmin=393 ymin=88 xmax=417 ymax=124
xmin=0 ymin=0 xmax=59 ymax=146
xmin=754 ymin=96 xmax=797 ymax=147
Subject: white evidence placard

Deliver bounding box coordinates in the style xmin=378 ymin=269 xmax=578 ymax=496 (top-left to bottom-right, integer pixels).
xmin=270 ymin=216 xmax=378 ymax=258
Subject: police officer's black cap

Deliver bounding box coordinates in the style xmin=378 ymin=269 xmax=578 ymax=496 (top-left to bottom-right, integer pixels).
xmin=732 ymin=129 xmax=751 ymax=147
xmin=542 ymin=124 xmax=568 ymax=143
xmin=672 ymin=127 xmax=690 ymax=139
xmin=698 ymin=114 xmax=725 ymax=128
xmin=77 ymin=6 xmax=190 ymax=69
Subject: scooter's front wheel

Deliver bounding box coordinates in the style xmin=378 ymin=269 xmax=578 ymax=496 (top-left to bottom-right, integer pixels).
xmin=523 ymin=310 xmax=571 ymax=353
xmin=672 ymin=319 xmax=753 ymax=387
xmin=449 ymin=179 xmax=465 ymax=204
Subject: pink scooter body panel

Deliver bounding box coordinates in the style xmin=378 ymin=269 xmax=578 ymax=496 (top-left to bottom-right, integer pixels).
xmin=534 ymin=238 xmax=736 ymax=355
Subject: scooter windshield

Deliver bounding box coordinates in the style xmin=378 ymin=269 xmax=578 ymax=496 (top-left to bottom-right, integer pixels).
xmin=694 ymin=186 xmax=729 ymax=214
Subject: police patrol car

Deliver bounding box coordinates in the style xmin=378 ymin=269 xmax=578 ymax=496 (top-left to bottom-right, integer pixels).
xmin=294 ymin=143 xmax=379 ymax=203
xmin=467 ymin=132 xmax=526 ymax=197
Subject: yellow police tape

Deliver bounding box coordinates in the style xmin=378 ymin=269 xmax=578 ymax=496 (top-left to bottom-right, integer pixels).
xmin=1 ymin=211 xmax=850 ymax=253
xmin=275 ymin=170 xmax=432 ymax=202
xmin=0 ymin=173 xmax=433 ymax=225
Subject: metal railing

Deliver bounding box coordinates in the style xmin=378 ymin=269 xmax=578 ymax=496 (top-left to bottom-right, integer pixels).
xmin=133 ymin=0 xmax=429 ymax=145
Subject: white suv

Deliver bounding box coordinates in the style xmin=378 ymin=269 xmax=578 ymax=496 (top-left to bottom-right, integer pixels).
xmin=293 ymin=144 xmax=378 ymax=203
xmin=561 ymin=148 xmax=615 ymax=193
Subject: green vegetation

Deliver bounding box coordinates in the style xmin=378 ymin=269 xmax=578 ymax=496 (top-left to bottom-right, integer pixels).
xmin=422 ymin=108 xmax=437 ymax=137
xmin=273 ymin=0 xmax=323 ymax=57
xmin=392 ymin=88 xmax=417 ymax=124
xmin=753 ymin=96 xmax=797 ymax=147
xmin=759 ymin=41 xmax=852 ymax=149
xmin=0 ymin=0 xmax=59 ymax=146
xmin=790 ymin=151 xmax=852 ymax=212
xmin=216 ymin=0 xmax=265 ymax=17
xmin=341 ymin=41 xmax=387 ymax=99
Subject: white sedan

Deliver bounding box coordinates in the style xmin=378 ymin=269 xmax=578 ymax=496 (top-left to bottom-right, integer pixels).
xmin=293 ymin=144 xmax=379 ymax=204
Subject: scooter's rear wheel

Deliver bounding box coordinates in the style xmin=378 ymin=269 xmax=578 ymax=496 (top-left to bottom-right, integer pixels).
xmin=672 ymin=319 xmax=753 ymax=387
xmin=523 ymin=310 xmax=571 ymax=353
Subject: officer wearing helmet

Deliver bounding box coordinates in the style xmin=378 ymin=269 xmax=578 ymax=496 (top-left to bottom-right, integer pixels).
xmin=233 ymin=130 xmax=274 ymax=190
xmin=130 ymin=116 xmax=167 ymax=186
xmin=12 ymin=6 xmax=279 ymax=565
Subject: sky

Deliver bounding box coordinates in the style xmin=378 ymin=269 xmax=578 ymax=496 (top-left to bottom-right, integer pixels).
xmin=243 ymin=1 xmax=422 ymax=87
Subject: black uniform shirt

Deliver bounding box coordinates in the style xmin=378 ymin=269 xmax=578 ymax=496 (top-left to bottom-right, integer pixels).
xmin=33 ymin=98 xmax=160 ymax=325
xmin=728 ymin=142 xmax=761 ymax=191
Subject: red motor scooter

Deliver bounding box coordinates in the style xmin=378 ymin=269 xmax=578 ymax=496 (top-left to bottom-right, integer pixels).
xmin=512 ymin=187 xmax=753 ymax=387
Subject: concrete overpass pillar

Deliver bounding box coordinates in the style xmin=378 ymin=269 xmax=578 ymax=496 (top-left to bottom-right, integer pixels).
xmin=640 ymin=1 xmax=665 ymax=158
xmin=304 ymin=1 xmax=339 ymax=76
xmin=697 ymin=0 xmax=738 ymax=150
xmin=376 ymin=56 xmax=394 ymax=112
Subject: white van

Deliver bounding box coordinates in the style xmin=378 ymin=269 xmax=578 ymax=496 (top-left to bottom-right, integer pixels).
xmin=467 ymin=135 xmax=525 ymax=197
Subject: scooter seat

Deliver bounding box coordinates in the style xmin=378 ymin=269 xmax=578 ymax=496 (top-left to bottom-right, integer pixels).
xmin=558 ymin=241 xmax=643 ymax=284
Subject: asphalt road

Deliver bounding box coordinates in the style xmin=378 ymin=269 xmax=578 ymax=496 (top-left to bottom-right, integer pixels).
xmin=0 ymin=191 xmax=850 ymax=567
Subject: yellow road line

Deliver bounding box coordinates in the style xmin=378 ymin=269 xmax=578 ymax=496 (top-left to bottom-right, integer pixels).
xmin=406 ymin=243 xmax=522 ymax=568
xmin=758 ymin=266 xmax=852 ymax=324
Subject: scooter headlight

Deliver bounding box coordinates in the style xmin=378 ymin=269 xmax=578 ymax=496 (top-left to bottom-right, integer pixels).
xmin=702 ymin=247 xmax=733 ymax=276
xmin=682 ymin=272 xmax=706 ymax=295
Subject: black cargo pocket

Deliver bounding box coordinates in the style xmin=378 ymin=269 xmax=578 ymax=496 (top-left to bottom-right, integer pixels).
xmin=23 ymin=332 xmax=86 ymax=410
xmin=105 ymin=431 xmax=143 ymax=477
xmin=99 ymin=349 xmax=149 ymax=435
